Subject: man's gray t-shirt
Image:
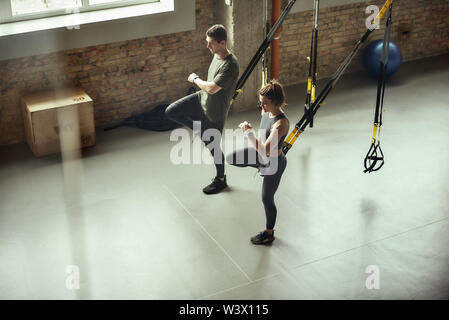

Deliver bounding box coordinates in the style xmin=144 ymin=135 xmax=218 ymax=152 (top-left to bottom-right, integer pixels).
xmin=198 ymin=53 xmax=239 ymax=130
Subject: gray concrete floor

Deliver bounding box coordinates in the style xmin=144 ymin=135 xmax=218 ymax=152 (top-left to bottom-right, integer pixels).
xmin=1 ymin=55 xmax=449 ymax=300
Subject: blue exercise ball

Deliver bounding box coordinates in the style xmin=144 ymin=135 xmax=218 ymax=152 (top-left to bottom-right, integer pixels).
xmin=363 ymin=39 xmax=402 ymax=79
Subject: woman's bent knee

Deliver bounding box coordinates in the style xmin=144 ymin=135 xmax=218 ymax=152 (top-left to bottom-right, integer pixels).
xmin=225 ymin=152 xmax=235 ymax=165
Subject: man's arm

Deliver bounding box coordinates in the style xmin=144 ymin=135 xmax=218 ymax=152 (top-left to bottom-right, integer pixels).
xmin=188 ymin=73 xmax=222 ymax=95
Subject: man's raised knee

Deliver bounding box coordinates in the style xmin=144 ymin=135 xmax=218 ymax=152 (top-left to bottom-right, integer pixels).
xmin=165 ymin=103 xmax=176 ymax=120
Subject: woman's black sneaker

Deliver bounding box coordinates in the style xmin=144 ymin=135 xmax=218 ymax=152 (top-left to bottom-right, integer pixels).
xmin=203 ymin=175 xmax=227 ymax=194
xmin=251 ymin=230 xmax=275 ymax=245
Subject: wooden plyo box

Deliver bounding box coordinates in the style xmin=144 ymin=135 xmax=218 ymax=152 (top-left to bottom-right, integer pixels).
xmin=21 ymin=88 xmax=95 ymax=157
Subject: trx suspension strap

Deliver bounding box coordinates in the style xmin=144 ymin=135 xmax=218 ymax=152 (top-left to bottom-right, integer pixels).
xmin=261 ymin=0 xmax=270 ymax=88
xmin=230 ymin=0 xmax=297 ymax=106
xmin=305 ymin=0 xmax=320 ymax=128
xmin=363 ymin=4 xmax=393 ymax=173
xmin=283 ymin=0 xmax=393 ymax=155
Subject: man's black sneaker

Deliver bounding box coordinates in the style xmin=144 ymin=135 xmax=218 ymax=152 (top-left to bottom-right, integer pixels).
xmin=202 ymin=175 xmax=227 ymax=194
xmin=251 ymin=230 xmax=275 ymax=245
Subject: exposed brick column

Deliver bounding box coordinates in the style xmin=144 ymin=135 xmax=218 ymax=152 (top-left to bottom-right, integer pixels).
xmin=228 ymin=0 xmax=265 ymax=113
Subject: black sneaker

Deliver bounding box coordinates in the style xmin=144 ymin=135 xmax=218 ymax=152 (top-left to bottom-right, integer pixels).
xmin=202 ymin=175 xmax=227 ymax=194
xmin=251 ymin=230 xmax=275 ymax=245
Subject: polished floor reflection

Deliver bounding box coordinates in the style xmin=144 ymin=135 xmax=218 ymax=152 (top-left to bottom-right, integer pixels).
xmin=1 ymin=55 xmax=449 ymax=299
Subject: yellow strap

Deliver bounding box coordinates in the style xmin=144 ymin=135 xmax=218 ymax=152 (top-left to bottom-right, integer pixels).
xmin=283 ymin=130 xmax=300 ymax=150
xmin=262 ymin=68 xmax=268 ymax=88
xmin=371 ymin=124 xmax=378 ymax=143
xmin=282 ymin=141 xmax=292 ymax=150
xmin=377 ymin=0 xmax=393 ymax=21
xmin=230 ymin=88 xmax=243 ymax=105
xmin=289 ymin=130 xmax=302 ymax=146
xmin=284 ymin=127 xmax=302 ymax=147
xmin=307 ymin=78 xmax=312 ymax=94
xmin=311 ymin=85 xmax=316 ymax=102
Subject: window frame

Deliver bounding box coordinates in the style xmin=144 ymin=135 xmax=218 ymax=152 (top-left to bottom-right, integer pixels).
xmin=0 ymin=0 xmax=191 ymax=61
xmin=1 ymin=0 xmax=160 ymax=24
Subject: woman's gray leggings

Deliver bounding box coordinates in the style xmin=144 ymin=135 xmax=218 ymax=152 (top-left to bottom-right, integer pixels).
xmin=226 ymin=148 xmax=287 ymax=230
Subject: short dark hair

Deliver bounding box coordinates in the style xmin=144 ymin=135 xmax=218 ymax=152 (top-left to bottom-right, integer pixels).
xmin=259 ymin=80 xmax=287 ymax=108
xmin=206 ymin=24 xmax=227 ymax=43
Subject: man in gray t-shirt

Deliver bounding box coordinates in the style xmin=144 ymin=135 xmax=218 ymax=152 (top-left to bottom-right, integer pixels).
xmin=198 ymin=52 xmax=239 ymax=131
xmin=165 ymin=24 xmax=239 ymax=195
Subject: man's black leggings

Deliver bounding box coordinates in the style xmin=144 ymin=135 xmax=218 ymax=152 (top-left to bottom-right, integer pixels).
xmin=225 ymin=148 xmax=287 ymax=230
xmin=165 ymin=92 xmax=225 ymax=178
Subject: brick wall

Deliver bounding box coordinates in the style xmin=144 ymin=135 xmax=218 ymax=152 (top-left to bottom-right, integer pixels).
xmin=1 ymin=0 xmax=448 ymax=147
xmin=279 ymin=0 xmax=449 ymax=85
xmin=0 ymin=0 xmax=214 ymax=146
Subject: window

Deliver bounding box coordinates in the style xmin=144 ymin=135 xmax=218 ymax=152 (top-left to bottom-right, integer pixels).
xmin=0 ymin=0 xmax=187 ymax=60
xmin=0 ymin=0 xmax=160 ymax=24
